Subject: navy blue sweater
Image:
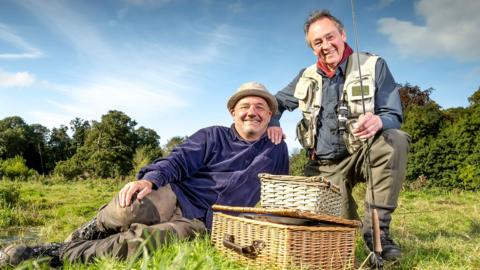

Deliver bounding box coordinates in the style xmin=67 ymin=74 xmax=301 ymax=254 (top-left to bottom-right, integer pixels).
xmin=137 ymin=125 xmax=289 ymax=229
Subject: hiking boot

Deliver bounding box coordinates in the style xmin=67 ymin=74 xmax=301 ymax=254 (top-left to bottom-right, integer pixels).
xmin=363 ymin=231 xmax=402 ymax=261
xmin=0 ymin=249 xmax=9 ymax=267
xmin=65 ymin=217 xmax=107 ymax=242
xmin=0 ymin=242 xmax=64 ymax=267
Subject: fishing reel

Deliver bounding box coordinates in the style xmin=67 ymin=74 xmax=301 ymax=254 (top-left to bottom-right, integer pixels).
xmin=337 ymin=102 xmax=349 ymax=134
xmin=369 ymin=252 xmax=384 ymax=270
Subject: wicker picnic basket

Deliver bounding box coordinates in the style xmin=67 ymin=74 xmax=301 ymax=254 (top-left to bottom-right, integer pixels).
xmin=211 ymin=205 xmax=361 ymax=270
xmin=259 ymin=173 xmax=342 ymax=216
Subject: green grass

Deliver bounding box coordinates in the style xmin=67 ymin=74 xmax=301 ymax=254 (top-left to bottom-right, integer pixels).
xmin=1 ymin=178 xmax=479 ymax=269
xmin=0 ymin=178 xmax=124 ymax=242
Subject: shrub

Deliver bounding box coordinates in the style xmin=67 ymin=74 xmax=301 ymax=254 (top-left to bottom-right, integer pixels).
xmin=0 ymin=182 xmax=20 ymax=207
xmin=289 ymin=148 xmax=308 ymax=176
xmin=458 ymin=162 xmax=480 ymax=190
xmin=54 ymin=158 xmax=85 ymax=180
xmin=131 ymin=145 xmax=163 ymax=176
xmin=0 ymin=155 xmax=37 ymax=180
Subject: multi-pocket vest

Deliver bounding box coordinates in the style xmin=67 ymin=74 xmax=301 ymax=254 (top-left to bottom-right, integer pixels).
xmin=294 ymin=52 xmax=378 ymax=154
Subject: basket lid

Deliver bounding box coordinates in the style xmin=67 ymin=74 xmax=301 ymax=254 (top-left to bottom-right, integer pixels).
xmin=258 ymin=173 xmax=341 ymax=193
xmin=238 ymin=214 xmax=338 ymax=226
xmin=212 ymin=205 xmax=361 ymax=228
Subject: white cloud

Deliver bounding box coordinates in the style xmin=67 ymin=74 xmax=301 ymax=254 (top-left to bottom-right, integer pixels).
xmin=368 ymin=0 xmax=396 ymax=10
xmin=186 ymin=24 xmax=236 ymax=63
xmin=0 ymin=70 xmax=36 ymax=87
xmin=0 ymin=24 xmax=43 ymax=59
xmin=377 ymin=0 xmax=480 ymax=61
xmin=30 ymin=77 xmax=187 ymax=130
xmin=67 ymin=79 xmax=186 ymax=119
xmin=18 ymin=0 xmax=111 ymax=60
xmin=15 ymin=0 xmax=241 ymax=133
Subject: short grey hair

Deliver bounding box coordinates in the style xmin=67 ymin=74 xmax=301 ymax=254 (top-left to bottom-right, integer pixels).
xmin=304 ymin=10 xmax=345 ymax=47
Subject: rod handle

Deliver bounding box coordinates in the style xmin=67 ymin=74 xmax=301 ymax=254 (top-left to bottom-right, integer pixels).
xmin=372 ymin=208 xmax=383 ymax=253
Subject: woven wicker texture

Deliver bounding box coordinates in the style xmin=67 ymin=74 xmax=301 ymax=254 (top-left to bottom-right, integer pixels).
xmin=211 ymin=209 xmax=358 ymax=270
xmin=212 ymin=205 xmax=361 ymax=227
xmin=259 ymin=173 xmax=342 ymax=216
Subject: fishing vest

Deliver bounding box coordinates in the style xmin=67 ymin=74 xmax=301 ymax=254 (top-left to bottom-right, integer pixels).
xmin=294 ymin=52 xmax=379 ymax=154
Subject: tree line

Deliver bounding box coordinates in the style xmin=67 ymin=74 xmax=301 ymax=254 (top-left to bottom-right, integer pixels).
xmin=0 ymin=110 xmax=185 ymax=180
xmin=400 ymin=85 xmax=480 ymax=190
xmin=289 ymin=84 xmax=480 ymax=191
xmin=1 ymin=84 xmax=479 ymax=190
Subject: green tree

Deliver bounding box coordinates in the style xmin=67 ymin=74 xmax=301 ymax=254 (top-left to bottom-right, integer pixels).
xmin=443 ymin=107 xmax=468 ymax=124
xmin=47 ymin=125 xmax=73 ymax=169
xmin=163 ymin=136 xmax=187 ymax=156
xmin=70 ymin=117 xmax=90 ymax=152
xmin=402 ymin=102 xmax=443 ymax=142
xmin=447 ymin=104 xmax=480 ymax=189
xmin=398 ymin=83 xmax=433 ymax=112
xmin=84 ymin=110 xmax=138 ymax=178
xmin=135 ymin=127 xmax=160 ymax=149
xmin=25 ymin=123 xmax=50 ymax=174
xmin=55 ymin=110 xmax=139 ymax=179
xmin=467 ymin=87 xmax=480 ymax=106
xmin=131 ymin=127 xmax=163 ymax=175
xmin=417 ymin=99 xmax=480 ymax=190
xmin=134 ymin=126 xmax=163 ymax=160
xmin=399 ymin=84 xmax=445 ymax=184
xmin=0 ymin=116 xmax=29 ymax=159
xmin=0 ymin=118 xmax=53 ymax=174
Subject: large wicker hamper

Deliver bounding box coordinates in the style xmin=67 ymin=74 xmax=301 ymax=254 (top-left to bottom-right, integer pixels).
xmin=211 ymin=205 xmax=361 ymax=270
xmin=259 ymin=173 xmax=342 ymax=216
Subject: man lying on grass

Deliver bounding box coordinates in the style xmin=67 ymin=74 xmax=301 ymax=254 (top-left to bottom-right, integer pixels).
xmin=0 ymin=82 xmax=289 ymax=267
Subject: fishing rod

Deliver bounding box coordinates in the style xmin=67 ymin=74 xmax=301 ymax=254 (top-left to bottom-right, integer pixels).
xmin=349 ymin=0 xmax=383 ymax=269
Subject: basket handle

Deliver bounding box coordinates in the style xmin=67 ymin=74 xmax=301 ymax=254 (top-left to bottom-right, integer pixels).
xmin=223 ymin=234 xmax=264 ymax=256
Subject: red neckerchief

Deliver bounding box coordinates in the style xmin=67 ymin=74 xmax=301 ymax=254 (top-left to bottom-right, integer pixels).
xmin=316 ymin=43 xmax=353 ymax=78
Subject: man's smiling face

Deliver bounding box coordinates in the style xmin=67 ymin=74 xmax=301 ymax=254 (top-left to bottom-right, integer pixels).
xmin=307 ymin=17 xmax=347 ymax=70
xmin=231 ymin=96 xmax=272 ymax=141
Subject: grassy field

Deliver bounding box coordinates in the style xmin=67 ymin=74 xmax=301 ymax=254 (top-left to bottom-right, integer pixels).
xmin=0 ymin=178 xmax=479 ymax=269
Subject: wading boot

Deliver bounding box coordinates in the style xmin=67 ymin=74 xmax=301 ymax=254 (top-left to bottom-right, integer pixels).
xmin=363 ymin=231 xmax=402 ymax=261
xmin=0 ymin=242 xmax=64 ymax=267
xmin=65 ymin=217 xmax=107 ymax=242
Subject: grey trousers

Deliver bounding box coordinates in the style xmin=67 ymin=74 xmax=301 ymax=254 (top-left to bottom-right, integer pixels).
xmin=305 ymin=129 xmax=410 ymax=234
xmin=62 ymin=184 xmax=207 ymax=262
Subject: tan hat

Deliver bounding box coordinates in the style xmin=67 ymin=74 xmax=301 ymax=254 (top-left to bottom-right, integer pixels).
xmin=227 ymin=81 xmax=278 ymax=114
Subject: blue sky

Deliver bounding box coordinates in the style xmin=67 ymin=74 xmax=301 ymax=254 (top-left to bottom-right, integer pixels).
xmin=1 ymin=0 xmax=479 ymax=151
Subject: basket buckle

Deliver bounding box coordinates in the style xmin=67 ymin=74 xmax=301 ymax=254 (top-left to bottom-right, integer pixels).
xmin=223 ymin=234 xmax=265 ymax=257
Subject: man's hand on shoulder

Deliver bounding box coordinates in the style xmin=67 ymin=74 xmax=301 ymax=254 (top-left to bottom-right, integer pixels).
xmin=118 ymin=180 xmax=153 ymax=208
xmin=352 ymin=112 xmax=383 ymax=139
xmin=267 ymin=126 xmax=286 ymax=145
